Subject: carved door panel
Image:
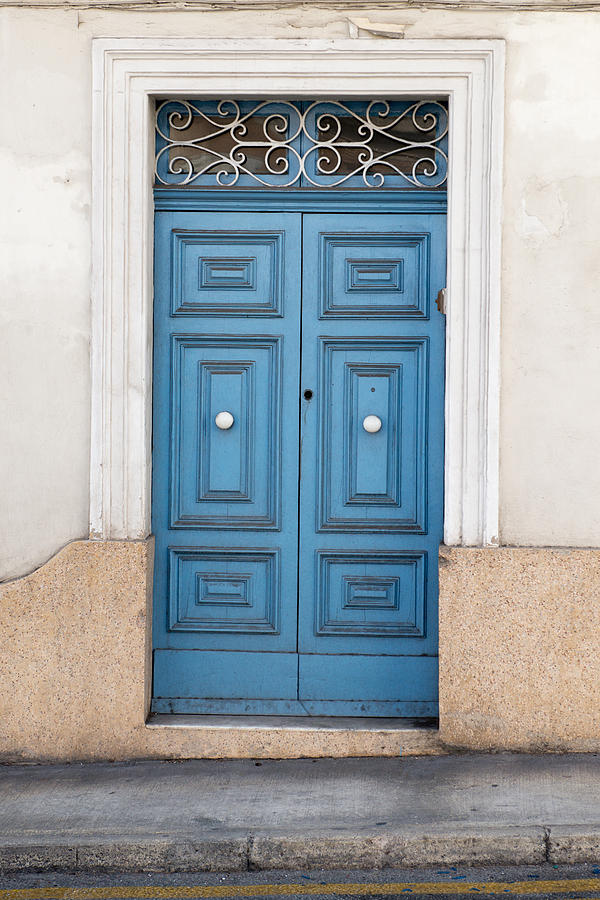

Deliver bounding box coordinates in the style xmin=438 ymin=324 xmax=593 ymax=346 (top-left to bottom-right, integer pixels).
xmin=297 ymin=214 xmax=446 ymax=716
xmin=152 ymin=212 xmax=302 ymax=713
xmin=152 ymin=207 xmax=445 ymax=715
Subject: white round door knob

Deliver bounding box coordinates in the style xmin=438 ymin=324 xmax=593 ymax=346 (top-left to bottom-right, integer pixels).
xmin=215 ymin=411 xmax=234 ymax=430
xmin=363 ymin=414 xmax=382 ymax=433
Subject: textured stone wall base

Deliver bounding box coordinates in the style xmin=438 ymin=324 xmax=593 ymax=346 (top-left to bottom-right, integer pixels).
xmin=1 ymin=540 xmax=599 ymax=760
xmin=439 ymin=547 xmax=600 ymax=751
xmin=0 ymin=540 xmax=441 ymax=760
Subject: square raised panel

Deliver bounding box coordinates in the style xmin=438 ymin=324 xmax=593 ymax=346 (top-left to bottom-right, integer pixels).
xmin=318 ymin=337 xmax=428 ymax=532
xmin=319 ymin=232 xmax=430 ymax=318
xmin=171 ymin=231 xmax=284 ymax=316
xmin=168 ymin=547 xmax=280 ymax=633
xmin=316 ymin=551 xmax=426 ymax=637
xmin=170 ymin=335 xmax=281 ymax=530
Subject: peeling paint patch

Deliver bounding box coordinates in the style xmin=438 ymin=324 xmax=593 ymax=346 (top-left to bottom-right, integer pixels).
xmin=517 ymin=179 xmax=569 ymax=243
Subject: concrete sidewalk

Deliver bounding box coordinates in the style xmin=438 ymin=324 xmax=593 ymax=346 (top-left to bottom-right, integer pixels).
xmin=1 ymin=753 xmax=599 ymax=873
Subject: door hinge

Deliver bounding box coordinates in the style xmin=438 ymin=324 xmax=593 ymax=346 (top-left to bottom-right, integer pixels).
xmin=435 ymin=288 xmax=447 ymax=315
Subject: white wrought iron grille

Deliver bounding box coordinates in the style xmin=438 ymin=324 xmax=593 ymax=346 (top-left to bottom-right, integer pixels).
xmin=154 ymin=99 xmax=448 ymax=189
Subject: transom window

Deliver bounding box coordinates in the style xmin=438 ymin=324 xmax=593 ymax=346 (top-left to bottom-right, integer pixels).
xmin=154 ymin=99 xmax=448 ymax=189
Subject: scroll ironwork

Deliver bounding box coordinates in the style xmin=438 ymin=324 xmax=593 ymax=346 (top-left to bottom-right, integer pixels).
xmin=155 ymin=99 xmax=448 ymax=189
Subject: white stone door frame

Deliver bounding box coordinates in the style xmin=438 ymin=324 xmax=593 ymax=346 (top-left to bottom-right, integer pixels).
xmin=90 ymin=38 xmax=504 ymax=547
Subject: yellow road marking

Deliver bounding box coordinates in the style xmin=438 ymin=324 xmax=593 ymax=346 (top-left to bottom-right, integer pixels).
xmin=1 ymin=879 xmax=600 ymax=900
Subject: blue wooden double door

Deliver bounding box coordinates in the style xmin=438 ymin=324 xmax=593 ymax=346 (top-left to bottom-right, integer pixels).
xmin=152 ymin=203 xmax=446 ymax=716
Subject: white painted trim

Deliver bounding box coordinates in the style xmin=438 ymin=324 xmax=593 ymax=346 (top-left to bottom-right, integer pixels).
xmin=90 ymin=38 xmax=504 ymax=546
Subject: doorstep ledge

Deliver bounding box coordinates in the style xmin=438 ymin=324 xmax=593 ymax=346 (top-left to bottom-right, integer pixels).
xmin=144 ymin=714 xmax=447 ymax=757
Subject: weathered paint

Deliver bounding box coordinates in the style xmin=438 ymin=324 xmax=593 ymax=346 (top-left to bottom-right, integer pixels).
xmin=151 ymin=195 xmax=446 ymax=713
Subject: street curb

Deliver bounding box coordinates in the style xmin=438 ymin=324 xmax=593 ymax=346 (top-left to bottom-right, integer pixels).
xmin=0 ymin=840 xmax=248 ymax=874
xmin=0 ymin=826 xmax=561 ymax=873
xmin=547 ymin=826 xmax=600 ymax=864
xmin=2 ymin=826 xmax=599 ymax=873
xmin=249 ymin=827 xmax=548 ymax=870
xmin=77 ymin=839 xmax=249 ymax=872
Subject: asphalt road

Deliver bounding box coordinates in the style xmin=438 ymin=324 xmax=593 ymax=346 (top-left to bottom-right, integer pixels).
xmin=3 ymin=864 xmax=600 ymax=900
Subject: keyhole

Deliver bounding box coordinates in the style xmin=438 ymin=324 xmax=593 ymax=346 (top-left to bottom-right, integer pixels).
xmin=303 ymin=389 xmax=313 ymax=401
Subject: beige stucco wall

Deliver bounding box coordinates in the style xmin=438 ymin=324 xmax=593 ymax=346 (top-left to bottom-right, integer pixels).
xmin=2 ymin=6 xmax=600 ymax=579
xmin=439 ymin=547 xmax=600 ymax=751
xmin=1 ymin=539 xmax=598 ymax=761
xmin=0 ymin=539 xmax=445 ymax=760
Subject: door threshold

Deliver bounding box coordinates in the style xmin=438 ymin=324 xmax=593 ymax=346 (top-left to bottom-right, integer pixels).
xmin=148 ymin=714 xmax=437 ymax=731
xmin=145 ymin=714 xmax=445 ymax=758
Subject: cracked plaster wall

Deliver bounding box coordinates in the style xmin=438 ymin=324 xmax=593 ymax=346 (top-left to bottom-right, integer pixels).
xmin=2 ymin=8 xmax=600 ymax=579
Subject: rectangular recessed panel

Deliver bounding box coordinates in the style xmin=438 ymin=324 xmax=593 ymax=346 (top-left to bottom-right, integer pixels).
xmin=172 ymin=231 xmax=284 ymax=316
xmin=345 ymin=577 xmax=398 ymax=609
xmin=316 ymin=551 xmax=426 ymax=637
xmin=168 ymin=547 xmax=279 ymax=633
xmin=318 ymin=338 xmax=428 ymax=532
xmin=199 ymin=363 xmax=253 ymax=498
xmin=170 ymin=335 xmax=280 ymax=530
xmin=320 ymin=233 xmax=430 ymax=318
xmin=347 ymin=260 xmax=403 ymax=292
xmin=200 ymin=257 xmax=256 ymax=289
xmin=197 ymin=575 xmax=250 ymax=605
xmin=349 ymin=365 xmax=400 ymax=501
